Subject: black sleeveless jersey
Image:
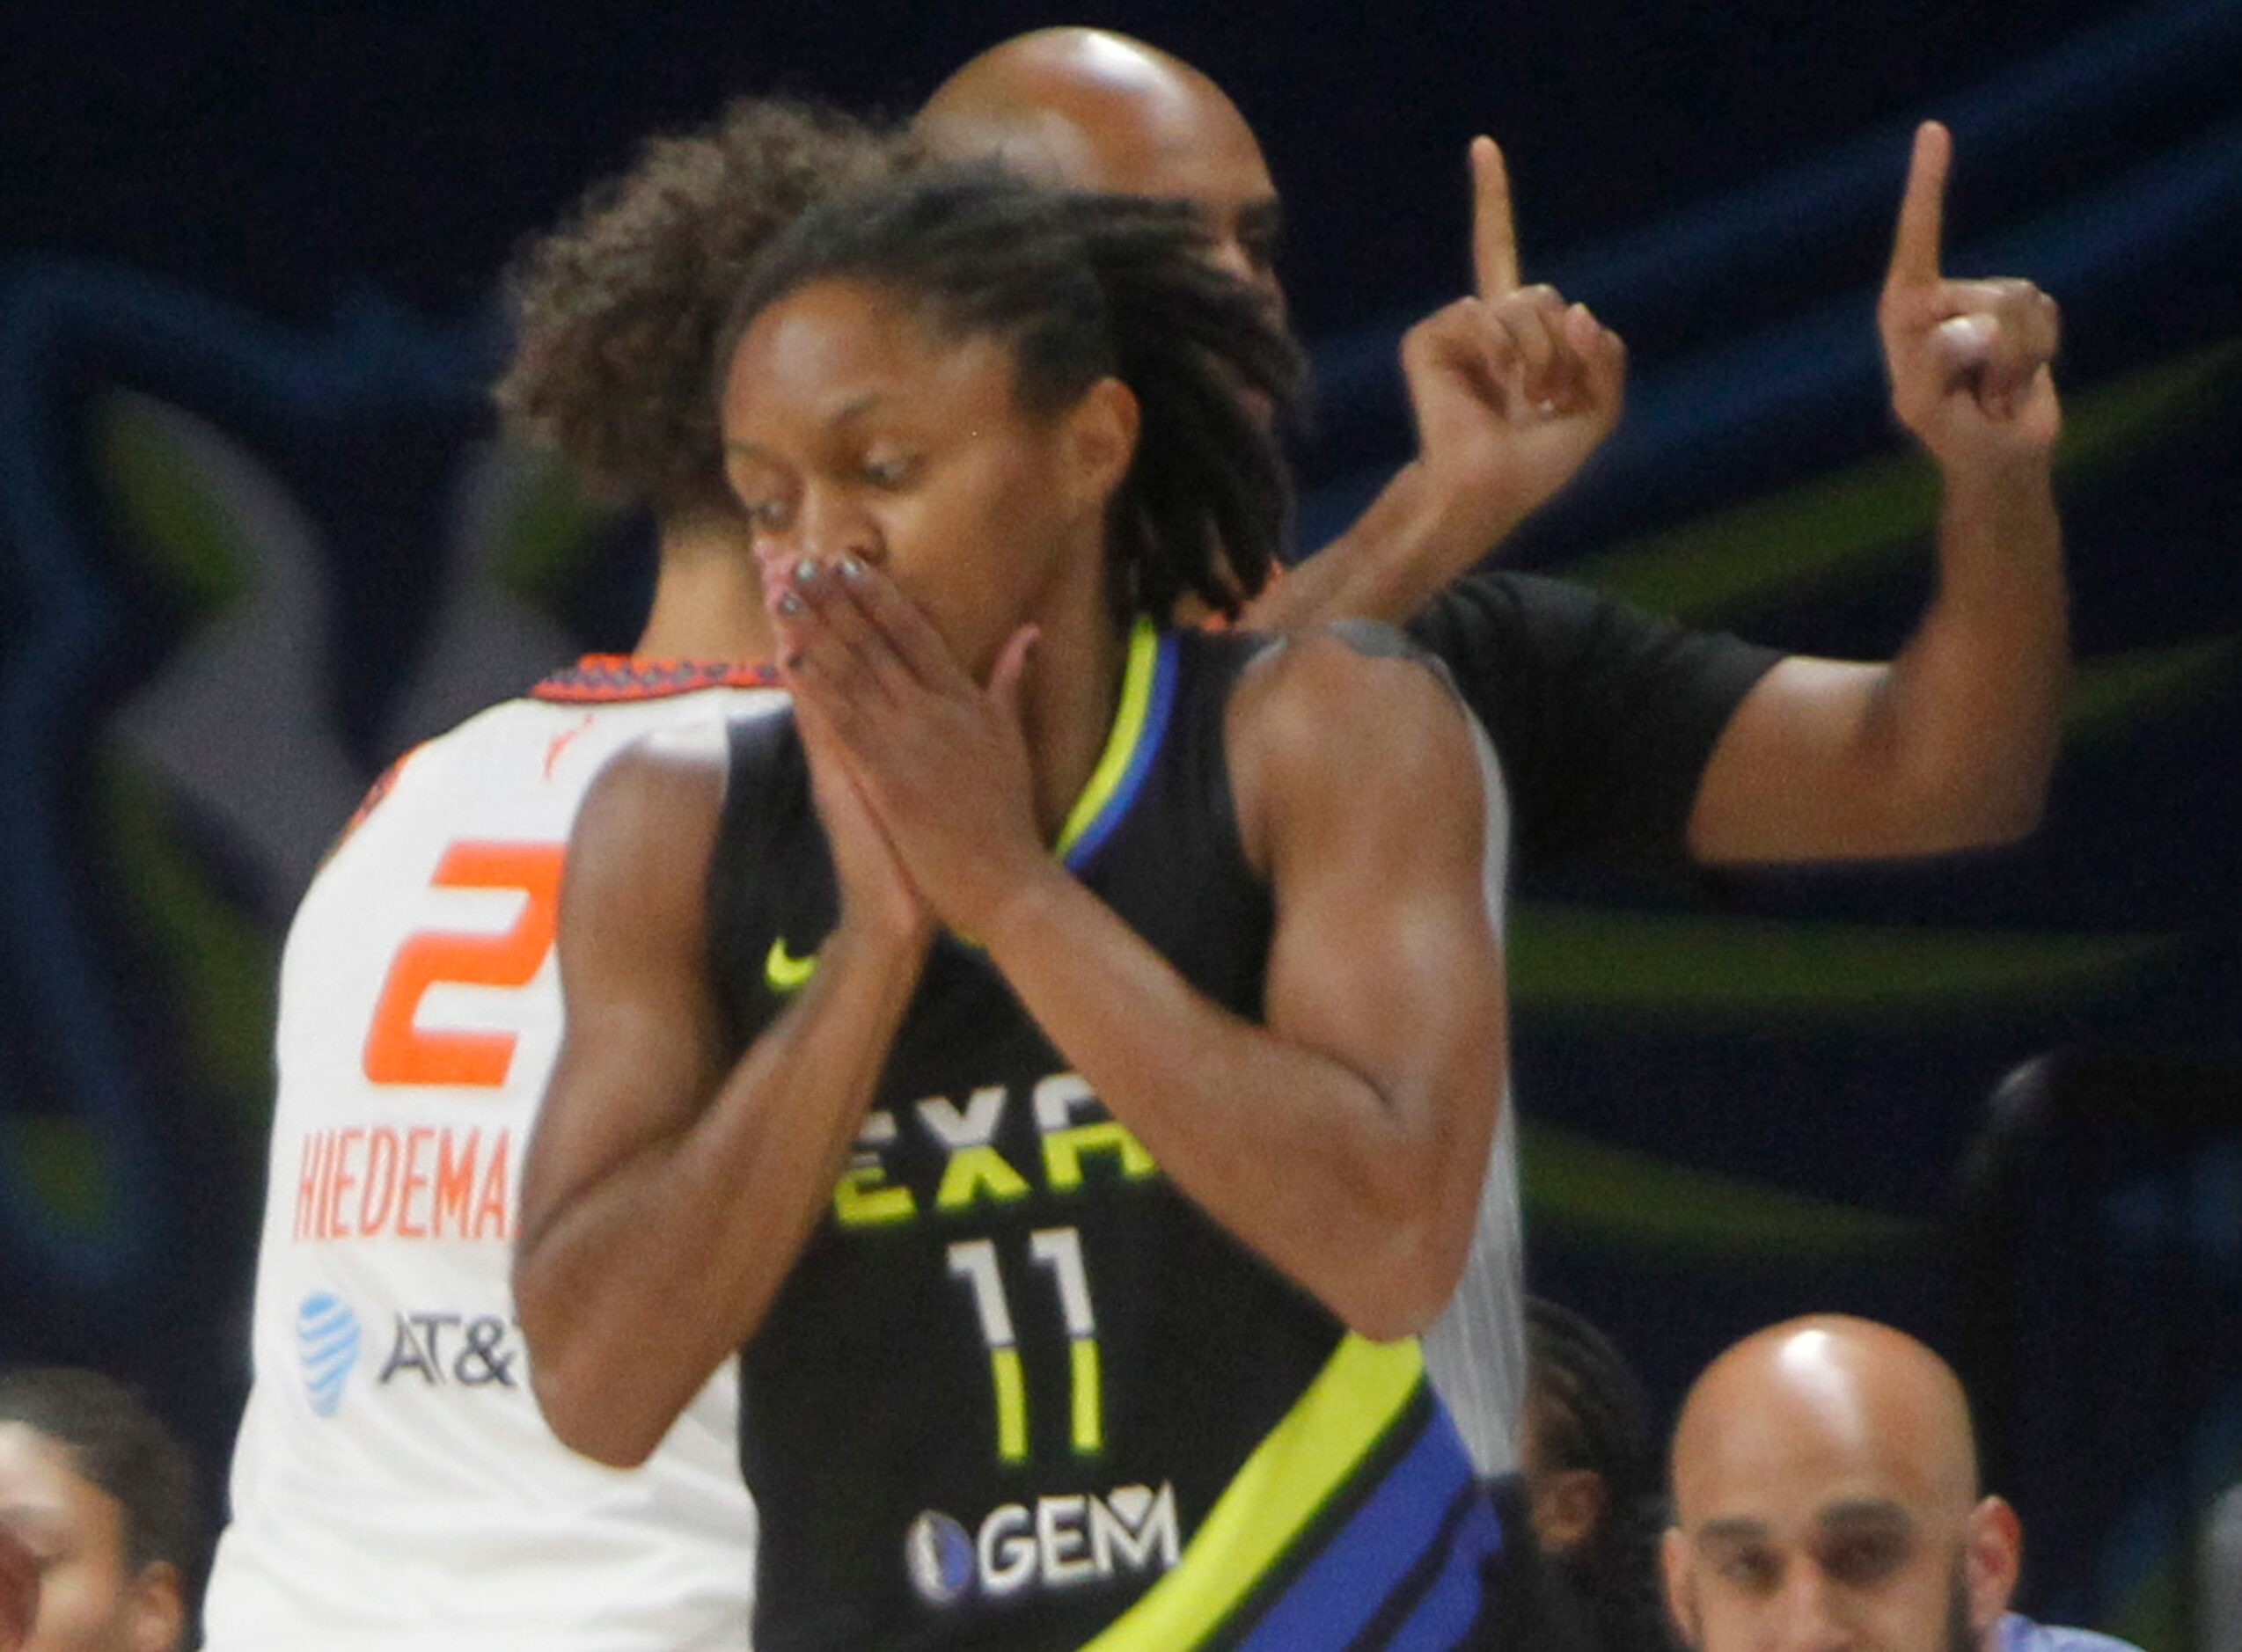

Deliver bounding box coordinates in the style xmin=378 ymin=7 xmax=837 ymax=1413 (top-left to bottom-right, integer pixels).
xmin=707 ymin=622 xmax=1504 ymax=1651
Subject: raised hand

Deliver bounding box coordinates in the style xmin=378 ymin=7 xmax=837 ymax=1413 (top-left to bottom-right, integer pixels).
xmin=1399 ymin=135 xmax=1627 ymax=541
xmin=1878 ymin=121 xmax=2062 ymax=472
xmin=772 ymin=556 xmax=1045 ymax=939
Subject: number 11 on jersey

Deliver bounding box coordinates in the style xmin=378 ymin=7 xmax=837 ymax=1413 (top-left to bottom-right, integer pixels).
xmin=946 ymin=1227 xmax=1103 ymax=1465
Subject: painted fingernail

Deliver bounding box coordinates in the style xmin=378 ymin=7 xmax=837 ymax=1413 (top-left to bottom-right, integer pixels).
xmin=777 ymin=591 xmax=803 ymax=617
xmin=838 ymin=555 xmax=865 ymax=581
xmin=794 ymin=558 xmax=819 ymax=584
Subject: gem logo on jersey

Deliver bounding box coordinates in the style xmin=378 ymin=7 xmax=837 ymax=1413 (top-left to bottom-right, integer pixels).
xmin=904 ymin=1482 xmax=1180 ymax=1607
xmin=905 ymin=1512 xmax=978 ymax=1606
xmin=296 ymin=1292 xmax=363 ymax=1418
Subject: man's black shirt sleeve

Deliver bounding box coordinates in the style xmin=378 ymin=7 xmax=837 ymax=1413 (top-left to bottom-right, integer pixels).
xmin=1405 ymin=572 xmax=1782 ymax=880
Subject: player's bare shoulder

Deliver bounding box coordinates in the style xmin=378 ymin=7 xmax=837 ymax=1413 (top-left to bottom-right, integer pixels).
xmin=580 ymin=717 xmax=733 ymax=827
xmin=562 ymin=719 xmax=742 ymax=939
xmin=1225 ymin=621 xmax=1479 ymax=867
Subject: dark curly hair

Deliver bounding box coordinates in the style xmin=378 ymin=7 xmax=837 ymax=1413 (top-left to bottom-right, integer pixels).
xmin=0 ymin=1366 xmax=199 ymax=1579
xmin=714 ymin=168 xmax=1306 ymax=622
xmin=1527 ymin=1297 xmax=1680 ymax=1652
xmin=495 ymin=98 xmax=917 ymax=515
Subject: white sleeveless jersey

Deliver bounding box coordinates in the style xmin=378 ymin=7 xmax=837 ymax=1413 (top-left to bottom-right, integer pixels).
xmin=203 ymin=658 xmax=785 ymax=1652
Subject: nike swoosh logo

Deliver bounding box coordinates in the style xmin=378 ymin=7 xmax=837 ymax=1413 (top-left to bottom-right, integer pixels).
xmin=765 ymin=936 xmax=818 ymax=992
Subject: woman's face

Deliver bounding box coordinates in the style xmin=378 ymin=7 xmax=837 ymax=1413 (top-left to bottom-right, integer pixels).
xmin=0 ymin=1425 xmax=175 ymax=1652
xmin=720 ymin=277 xmax=1122 ymax=681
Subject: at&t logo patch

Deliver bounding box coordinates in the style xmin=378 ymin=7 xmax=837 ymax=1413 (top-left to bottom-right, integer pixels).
xmin=296 ymin=1292 xmax=362 ymax=1417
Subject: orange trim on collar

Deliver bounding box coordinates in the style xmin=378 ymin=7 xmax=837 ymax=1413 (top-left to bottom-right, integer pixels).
xmin=530 ymin=655 xmax=782 ymax=703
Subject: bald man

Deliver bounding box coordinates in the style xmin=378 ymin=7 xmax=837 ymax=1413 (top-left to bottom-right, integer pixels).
xmin=920 ymin=30 xmax=1284 ymax=299
xmin=920 ymin=26 xmax=1630 ymax=625
xmin=920 ymin=29 xmax=2069 ymax=1483
xmin=1665 ymin=1317 xmax=2142 ymax=1652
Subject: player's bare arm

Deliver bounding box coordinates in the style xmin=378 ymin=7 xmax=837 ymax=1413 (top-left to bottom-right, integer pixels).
xmin=513 ymin=732 xmax=928 ymax=1468
xmin=1687 ymin=121 xmax=2067 ymax=863
xmin=783 ymin=561 xmax=1506 ymax=1340
xmin=1243 ymin=136 xmax=1626 ymax=632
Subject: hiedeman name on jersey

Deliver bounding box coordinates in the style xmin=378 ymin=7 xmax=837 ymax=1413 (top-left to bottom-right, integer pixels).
xmin=292 ymin=1125 xmax=512 ymax=1241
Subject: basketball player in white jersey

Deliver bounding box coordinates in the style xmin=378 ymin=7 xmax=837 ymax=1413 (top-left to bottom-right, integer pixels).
xmin=199 ymin=103 xmax=909 ymax=1649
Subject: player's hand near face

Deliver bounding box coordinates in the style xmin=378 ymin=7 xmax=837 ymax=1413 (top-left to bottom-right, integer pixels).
xmin=772 ymin=554 xmax=1046 ymax=939
xmin=517 ymin=573 xmax=948 ymax=1468
xmin=768 ymin=561 xmax=934 ymax=949
xmin=1879 ymin=121 xmax=2062 ymax=473
xmin=775 ymin=537 xmax=1512 ymax=1338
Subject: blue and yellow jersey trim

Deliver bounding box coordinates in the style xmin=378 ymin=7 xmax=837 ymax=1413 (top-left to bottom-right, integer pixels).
xmin=1057 ymin=618 xmax=1178 ymax=870
xmin=1086 ymin=1335 xmax=1503 ymax=1651
xmin=758 ymin=620 xmax=1174 ymax=993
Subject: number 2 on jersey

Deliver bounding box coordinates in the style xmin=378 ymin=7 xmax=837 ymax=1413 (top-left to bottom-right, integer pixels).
xmin=948 ymin=1228 xmax=1103 ymax=1464
xmin=363 ymin=841 xmax=565 ymax=1087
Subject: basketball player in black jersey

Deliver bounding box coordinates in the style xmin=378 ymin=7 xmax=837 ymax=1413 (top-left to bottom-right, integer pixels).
xmin=517 ymin=172 xmax=1513 ymax=1648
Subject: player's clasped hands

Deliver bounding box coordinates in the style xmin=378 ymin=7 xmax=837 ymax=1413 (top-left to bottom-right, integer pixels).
xmin=772 ymin=554 xmax=1049 ymax=942
xmin=1879 ymin=120 xmax=2062 ymax=470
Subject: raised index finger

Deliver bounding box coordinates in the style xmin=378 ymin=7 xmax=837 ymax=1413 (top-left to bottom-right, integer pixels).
xmin=1469 ymin=135 xmax=1520 ymax=298
xmin=1887 ymin=120 xmax=1952 ymax=292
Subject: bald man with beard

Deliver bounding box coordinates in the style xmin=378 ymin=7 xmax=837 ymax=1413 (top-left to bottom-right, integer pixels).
xmin=918 ymin=29 xmax=2070 ymax=1487
xmin=1665 ymin=1317 xmax=2143 ymax=1652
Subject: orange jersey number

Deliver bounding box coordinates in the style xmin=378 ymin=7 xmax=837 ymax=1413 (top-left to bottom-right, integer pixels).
xmin=362 ymin=842 xmax=566 ymax=1087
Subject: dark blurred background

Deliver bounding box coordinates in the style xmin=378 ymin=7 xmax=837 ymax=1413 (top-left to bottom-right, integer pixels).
xmin=3 ymin=2 xmax=2237 ymax=1644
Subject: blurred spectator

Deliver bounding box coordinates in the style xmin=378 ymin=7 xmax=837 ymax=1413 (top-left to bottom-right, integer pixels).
xmin=1663 ymin=1316 xmax=2143 ymax=1652
xmin=2204 ymin=1484 xmax=2242 ymax=1652
xmin=0 ymin=1369 xmax=196 ymax=1652
xmin=1520 ymin=1297 xmax=1679 ymax=1652
xmin=0 ymin=1526 xmax=35 ymax=1651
